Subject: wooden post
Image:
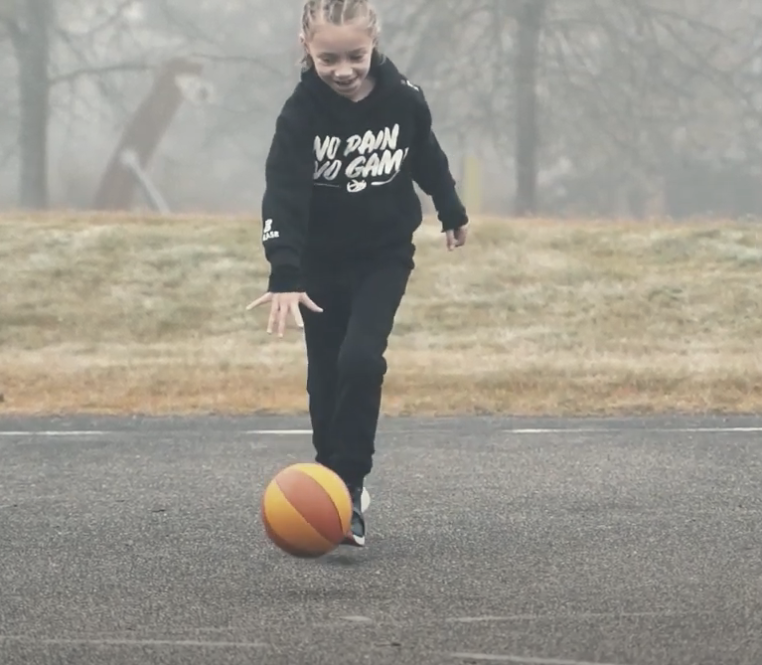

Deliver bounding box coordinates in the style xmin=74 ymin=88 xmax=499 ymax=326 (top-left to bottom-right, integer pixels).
xmin=92 ymin=57 xmax=204 ymax=211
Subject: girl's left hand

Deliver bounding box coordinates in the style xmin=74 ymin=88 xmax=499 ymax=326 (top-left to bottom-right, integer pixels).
xmin=446 ymin=224 xmax=468 ymax=251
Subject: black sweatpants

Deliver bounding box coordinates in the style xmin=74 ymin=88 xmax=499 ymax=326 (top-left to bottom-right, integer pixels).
xmin=299 ymin=248 xmax=413 ymax=488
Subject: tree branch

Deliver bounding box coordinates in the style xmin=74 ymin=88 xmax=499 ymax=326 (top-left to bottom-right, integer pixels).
xmin=50 ymin=60 xmax=153 ymax=85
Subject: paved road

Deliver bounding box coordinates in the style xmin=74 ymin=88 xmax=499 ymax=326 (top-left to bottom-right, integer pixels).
xmin=1 ymin=415 xmax=761 ymax=665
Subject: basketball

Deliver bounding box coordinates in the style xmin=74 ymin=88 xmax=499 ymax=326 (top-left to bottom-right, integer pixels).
xmin=261 ymin=462 xmax=353 ymax=558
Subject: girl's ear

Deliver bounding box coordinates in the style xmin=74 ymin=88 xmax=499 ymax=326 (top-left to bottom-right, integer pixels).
xmin=299 ymin=32 xmax=312 ymax=59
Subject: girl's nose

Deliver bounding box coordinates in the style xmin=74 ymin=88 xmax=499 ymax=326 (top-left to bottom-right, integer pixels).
xmin=335 ymin=61 xmax=352 ymax=78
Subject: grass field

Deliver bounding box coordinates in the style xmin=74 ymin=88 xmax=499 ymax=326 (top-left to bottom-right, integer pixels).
xmin=2 ymin=211 xmax=762 ymax=416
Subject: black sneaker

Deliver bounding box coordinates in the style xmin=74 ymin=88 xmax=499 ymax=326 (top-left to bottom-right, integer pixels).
xmin=342 ymin=484 xmax=366 ymax=547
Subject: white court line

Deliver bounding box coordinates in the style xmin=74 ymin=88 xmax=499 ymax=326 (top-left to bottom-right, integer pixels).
xmin=0 ymin=429 xmax=312 ymax=437
xmin=247 ymin=427 xmax=762 ymax=434
xmin=448 ymin=653 xmax=625 ymax=665
xmin=446 ymin=610 xmax=705 ymax=622
xmin=506 ymin=427 xmax=762 ymax=434
xmin=0 ymin=431 xmax=110 ymax=437
xmin=0 ymin=426 xmax=760 ymax=438
xmin=0 ymin=636 xmax=266 ymax=649
xmin=243 ymin=429 xmax=312 ymax=435
xmin=0 ymin=429 xmax=312 ymax=438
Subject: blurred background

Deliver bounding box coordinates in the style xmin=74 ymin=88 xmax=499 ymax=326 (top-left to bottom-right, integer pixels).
xmin=2 ymin=0 xmax=762 ymax=219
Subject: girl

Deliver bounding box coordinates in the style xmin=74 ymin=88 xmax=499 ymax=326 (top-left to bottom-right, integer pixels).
xmin=247 ymin=0 xmax=469 ymax=547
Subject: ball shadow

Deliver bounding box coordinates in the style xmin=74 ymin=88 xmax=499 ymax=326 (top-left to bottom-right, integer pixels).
xmin=322 ymin=552 xmax=366 ymax=567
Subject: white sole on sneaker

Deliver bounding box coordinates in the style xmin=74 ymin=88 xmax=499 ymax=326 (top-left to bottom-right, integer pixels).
xmin=340 ymin=488 xmax=369 ymax=548
xmin=350 ymin=533 xmax=365 ymax=547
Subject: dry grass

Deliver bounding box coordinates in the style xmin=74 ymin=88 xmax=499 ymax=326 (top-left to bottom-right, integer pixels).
xmin=2 ymin=211 xmax=762 ymax=416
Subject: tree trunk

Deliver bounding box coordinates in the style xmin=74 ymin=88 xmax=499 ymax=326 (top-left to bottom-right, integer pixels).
xmin=93 ymin=58 xmax=204 ymax=211
xmin=514 ymin=0 xmax=546 ymax=217
xmin=10 ymin=0 xmax=51 ymax=209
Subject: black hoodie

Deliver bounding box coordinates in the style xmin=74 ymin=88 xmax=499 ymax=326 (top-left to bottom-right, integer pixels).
xmin=261 ymin=53 xmax=468 ymax=293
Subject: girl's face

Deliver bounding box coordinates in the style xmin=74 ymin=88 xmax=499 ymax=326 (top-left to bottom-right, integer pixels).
xmin=303 ymin=20 xmax=375 ymax=100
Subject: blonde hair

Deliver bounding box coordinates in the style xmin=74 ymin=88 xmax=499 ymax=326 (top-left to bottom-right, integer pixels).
xmin=300 ymin=0 xmax=382 ymax=70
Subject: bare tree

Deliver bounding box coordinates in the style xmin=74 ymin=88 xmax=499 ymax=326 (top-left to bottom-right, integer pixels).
xmin=2 ymin=0 xmax=52 ymax=208
xmin=513 ymin=0 xmax=547 ymax=215
xmin=4 ymin=0 xmax=762 ymax=217
xmin=537 ymin=0 xmax=762 ymax=216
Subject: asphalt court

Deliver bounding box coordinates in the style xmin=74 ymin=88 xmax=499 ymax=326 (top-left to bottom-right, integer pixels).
xmin=1 ymin=414 xmax=761 ymax=665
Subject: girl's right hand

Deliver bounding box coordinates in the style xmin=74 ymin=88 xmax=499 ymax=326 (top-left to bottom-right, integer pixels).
xmin=246 ymin=291 xmax=322 ymax=337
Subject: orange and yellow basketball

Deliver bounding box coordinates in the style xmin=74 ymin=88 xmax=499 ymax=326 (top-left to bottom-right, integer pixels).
xmin=261 ymin=462 xmax=352 ymax=558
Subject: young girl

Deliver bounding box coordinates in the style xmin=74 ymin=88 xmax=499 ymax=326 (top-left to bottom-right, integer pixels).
xmin=247 ymin=0 xmax=468 ymax=547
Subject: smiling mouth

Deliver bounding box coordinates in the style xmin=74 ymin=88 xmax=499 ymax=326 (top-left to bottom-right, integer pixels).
xmin=334 ymin=79 xmax=357 ymax=88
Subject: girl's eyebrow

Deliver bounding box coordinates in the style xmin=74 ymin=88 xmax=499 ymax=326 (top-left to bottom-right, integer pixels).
xmin=317 ymin=47 xmax=368 ymax=57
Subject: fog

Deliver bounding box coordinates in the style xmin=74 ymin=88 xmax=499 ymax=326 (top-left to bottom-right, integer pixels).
xmin=2 ymin=0 xmax=762 ymax=218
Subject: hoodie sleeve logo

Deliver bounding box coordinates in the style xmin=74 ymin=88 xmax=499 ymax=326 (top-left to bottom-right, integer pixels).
xmin=262 ymin=218 xmax=279 ymax=241
xmin=313 ymin=124 xmax=409 ymax=193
